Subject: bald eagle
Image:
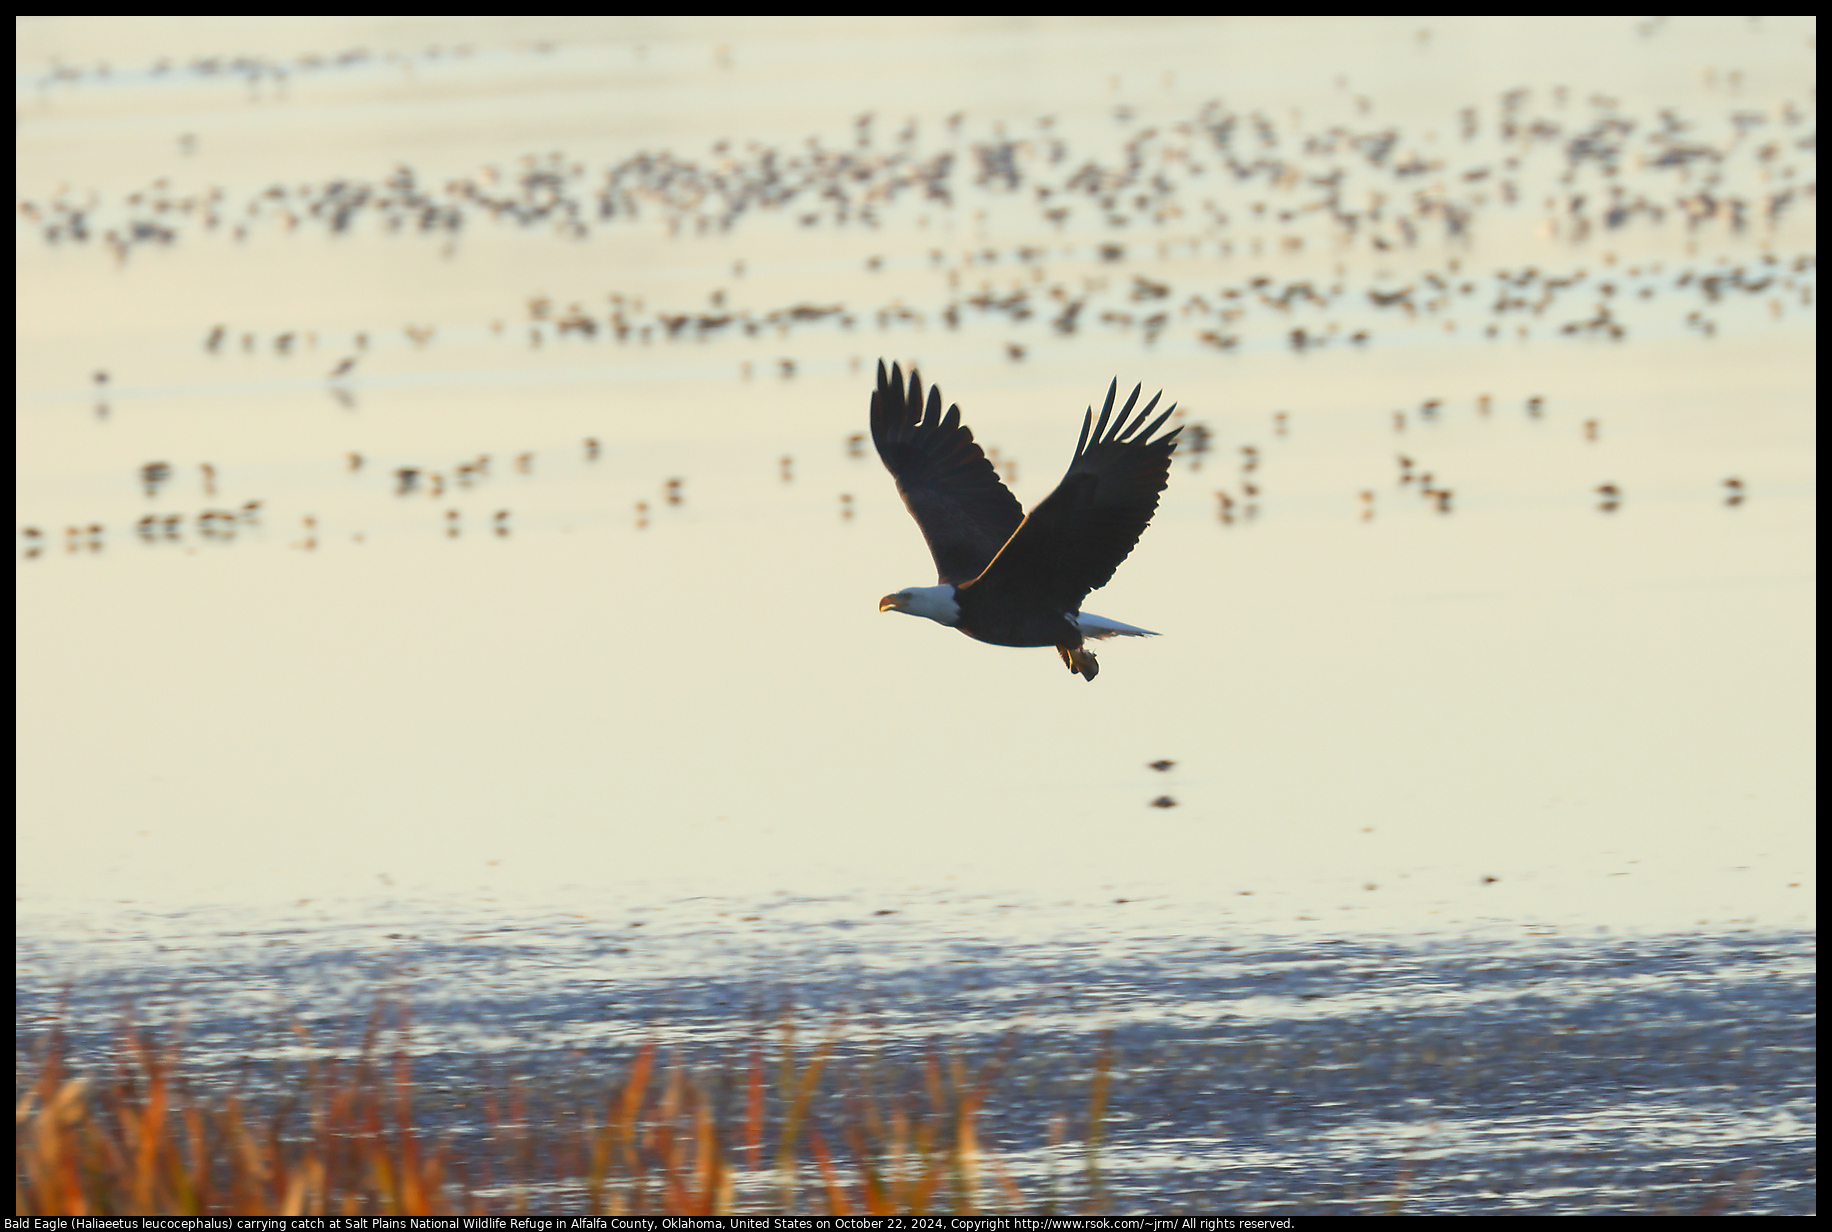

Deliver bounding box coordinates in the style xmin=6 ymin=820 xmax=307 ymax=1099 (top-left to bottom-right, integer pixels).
xmin=872 ymin=361 xmax=1179 ymax=681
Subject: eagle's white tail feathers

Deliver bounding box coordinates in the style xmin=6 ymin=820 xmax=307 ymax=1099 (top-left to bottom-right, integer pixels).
xmin=1076 ymin=612 xmax=1159 ymax=640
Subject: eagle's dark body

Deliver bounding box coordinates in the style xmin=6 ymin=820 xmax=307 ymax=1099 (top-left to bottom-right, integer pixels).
xmin=870 ymin=361 xmax=1179 ymax=679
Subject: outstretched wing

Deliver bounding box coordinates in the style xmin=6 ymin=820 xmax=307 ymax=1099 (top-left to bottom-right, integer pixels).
xmin=971 ymin=378 xmax=1179 ymax=610
xmin=870 ymin=360 xmax=1025 ymax=586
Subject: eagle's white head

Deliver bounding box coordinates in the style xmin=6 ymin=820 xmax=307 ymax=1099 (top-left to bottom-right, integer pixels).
xmin=878 ymin=584 xmax=961 ymax=626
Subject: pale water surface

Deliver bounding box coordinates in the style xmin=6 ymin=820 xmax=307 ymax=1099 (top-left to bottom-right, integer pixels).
xmin=16 ymin=16 xmax=1816 ymax=1212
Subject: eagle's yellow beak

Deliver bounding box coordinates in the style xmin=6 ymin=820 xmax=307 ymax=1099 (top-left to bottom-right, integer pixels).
xmin=879 ymin=593 xmax=906 ymax=612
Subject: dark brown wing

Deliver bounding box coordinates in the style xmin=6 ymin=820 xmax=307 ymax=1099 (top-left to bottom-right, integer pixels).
xmin=870 ymin=360 xmax=1024 ymax=586
xmin=971 ymin=378 xmax=1179 ymax=610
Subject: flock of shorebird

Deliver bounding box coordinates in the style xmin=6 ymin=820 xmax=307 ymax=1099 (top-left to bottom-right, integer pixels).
xmin=20 ymin=60 xmax=1806 ymax=562
xmin=22 ymin=73 xmax=1811 ymax=264
xmin=18 ymin=387 xmax=1753 ymax=560
xmin=25 ymin=75 xmax=1813 ymax=372
xmin=130 ymin=245 xmax=1805 ymax=407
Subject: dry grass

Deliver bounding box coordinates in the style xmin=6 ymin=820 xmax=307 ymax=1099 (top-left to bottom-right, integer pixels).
xmin=15 ymin=1004 xmax=1112 ymax=1216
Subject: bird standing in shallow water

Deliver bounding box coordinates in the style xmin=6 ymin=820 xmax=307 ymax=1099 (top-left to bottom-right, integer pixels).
xmin=871 ymin=360 xmax=1178 ymax=681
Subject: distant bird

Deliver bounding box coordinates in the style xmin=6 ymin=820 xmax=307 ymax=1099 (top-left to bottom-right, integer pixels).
xmin=871 ymin=361 xmax=1177 ymax=681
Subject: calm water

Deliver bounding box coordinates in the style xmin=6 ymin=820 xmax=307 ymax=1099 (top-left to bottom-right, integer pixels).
xmin=16 ymin=16 xmax=1816 ymax=1213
